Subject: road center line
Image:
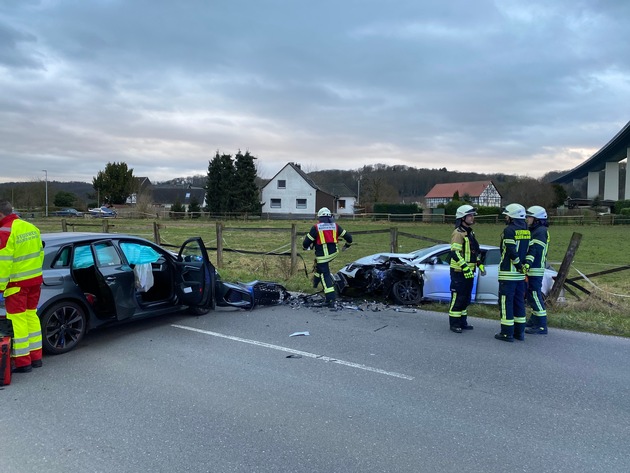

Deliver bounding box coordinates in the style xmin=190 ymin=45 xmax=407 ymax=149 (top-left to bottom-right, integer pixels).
xmin=171 ymin=324 xmax=414 ymax=381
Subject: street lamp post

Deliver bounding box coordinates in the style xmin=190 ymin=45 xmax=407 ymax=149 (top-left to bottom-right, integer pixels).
xmin=42 ymin=170 xmax=48 ymax=217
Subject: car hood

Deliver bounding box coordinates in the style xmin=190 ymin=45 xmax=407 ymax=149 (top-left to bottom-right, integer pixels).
xmin=348 ymin=252 xmax=420 ymax=266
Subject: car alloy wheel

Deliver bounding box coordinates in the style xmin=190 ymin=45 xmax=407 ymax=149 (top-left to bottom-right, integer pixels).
xmin=41 ymin=301 xmax=87 ymax=355
xmin=391 ymin=279 xmax=422 ymax=305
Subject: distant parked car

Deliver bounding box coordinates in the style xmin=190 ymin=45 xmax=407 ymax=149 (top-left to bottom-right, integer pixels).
xmin=52 ymin=208 xmax=84 ymax=217
xmin=88 ymin=205 xmax=117 ymax=218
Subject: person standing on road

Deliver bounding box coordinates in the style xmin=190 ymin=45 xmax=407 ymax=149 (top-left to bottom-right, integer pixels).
xmin=303 ymin=207 xmax=353 ymax=307
xmin=448 ymin=205 xmax=484 ymax=333
xmin=495 ymin=203 xmax=531 ymax=342
xmin=0 ymin=200 xmax=45 ymax=373
xmin=524 ymin=205 xmax=550 ymax=335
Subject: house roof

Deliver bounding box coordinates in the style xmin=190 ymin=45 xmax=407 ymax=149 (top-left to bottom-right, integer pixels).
xmin=262 ymin=162 xmax=319 ymax=190
xmin=320 ymin=183 xmax=356 ymax=198
xmin=424 ymin=180 xmax=498 ymax=198
xmin=134 ymin=177 xmax=152 ymax=190
xmin=151 ymin=186 xmax=205 ymax=205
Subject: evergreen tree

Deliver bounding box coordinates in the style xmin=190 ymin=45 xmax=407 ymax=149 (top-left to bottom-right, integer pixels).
xmin=53 ymin=191 xmax=77 ymax=208
xmin=187 ymin=197 xmax=201 ymax=218
xmin=234 ymin=150 xmax=261 ymax=214
xmin=170 ymin=200 xmax=185 ymax=219
xmin=205 ymin=152 xmax=236 ymax=214
xmin=92 ymin=162 xmax=135 ymax=205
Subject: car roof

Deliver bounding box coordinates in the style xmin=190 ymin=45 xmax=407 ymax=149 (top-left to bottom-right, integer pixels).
xmin=41 ymin=232 xmax=148 ymax=246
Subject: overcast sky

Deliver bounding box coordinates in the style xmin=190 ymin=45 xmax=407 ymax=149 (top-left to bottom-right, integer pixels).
xmin=1 ymin=0 xmax=629 ymax=184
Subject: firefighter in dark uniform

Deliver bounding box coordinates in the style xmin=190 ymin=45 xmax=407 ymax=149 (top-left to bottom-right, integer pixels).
xmin=495 ymin=203 xmax=531 ymax=342
xmin=303 ymin=207 xmax=353 ymax=307
xmin=524 ymin=205 xmax=549 ymax=335
xmin=448 ymin=205 xmax=484 ymax=333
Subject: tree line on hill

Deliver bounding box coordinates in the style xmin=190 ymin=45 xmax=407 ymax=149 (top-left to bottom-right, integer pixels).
xmin=3 ymin=154 xmax=618 ymax=215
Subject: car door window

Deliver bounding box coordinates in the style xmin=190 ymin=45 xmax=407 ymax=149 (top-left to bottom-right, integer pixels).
xmin=120 ymin=242 xmax=162 ymax=265
xmin=52 ymin=246 xmax=72 ymax=268
xmin=94 ymin=242 xmax=122 ymax=267
xmin=484 ymin=249 xmax=501 ymax=265
xmin=72 ymin=245 xmax=95 ymax=269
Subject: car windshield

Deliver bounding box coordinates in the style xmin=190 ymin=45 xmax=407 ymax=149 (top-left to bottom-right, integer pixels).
xmin=409 ymin=247 xmax=443 ymax=260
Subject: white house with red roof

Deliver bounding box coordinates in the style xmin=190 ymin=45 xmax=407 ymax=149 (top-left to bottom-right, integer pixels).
xmin=424 ymin=180 xmax=502 ymax=209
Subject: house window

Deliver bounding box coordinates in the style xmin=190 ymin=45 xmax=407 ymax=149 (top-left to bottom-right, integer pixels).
xmin=271 ymin=199 xmax=281 ymax=208
xmin=277 ymin=180 xmax=286 ymax=189
xmin=338 ymin=200 xmax=346 ymax=209
xmin=296 ymin=199 xmax=307 ymax=209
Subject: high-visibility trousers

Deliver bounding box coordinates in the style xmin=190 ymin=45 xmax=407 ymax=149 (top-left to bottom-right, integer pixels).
xmin=5 ymin=285 xmax=43 ymax=368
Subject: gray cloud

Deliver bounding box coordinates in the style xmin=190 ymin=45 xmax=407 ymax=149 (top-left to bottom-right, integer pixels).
xmin=1 ymin=0 xmax=629 ymax=184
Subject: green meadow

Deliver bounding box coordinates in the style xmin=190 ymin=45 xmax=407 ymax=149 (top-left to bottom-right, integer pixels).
xmin=33 ymin=217 xmax=630 ymax=337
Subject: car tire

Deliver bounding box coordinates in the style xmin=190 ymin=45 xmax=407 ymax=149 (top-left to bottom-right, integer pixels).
xmin=390 ymin=279 xmax=422 ymax=305
xmin=41 ymin=301 xmax=88 ymax=355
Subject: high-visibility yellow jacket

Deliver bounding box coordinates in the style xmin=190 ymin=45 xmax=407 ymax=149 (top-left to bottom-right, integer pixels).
xmin=0 ymin=213 xmax=44 ymax=292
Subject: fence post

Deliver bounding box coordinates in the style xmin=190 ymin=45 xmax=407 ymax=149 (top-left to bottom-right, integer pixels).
xmin=216 ymin=222 xmax=223 ymax=268
xmin=290 ymin=223 xmax=298 ymax=276
xmin=390 ymin=227 xmax=398 ymax=252
xmin=102 ymin=219 xmax=109 ymax=233
xmin=61 ymin=219 xmax=67 ymax=232
xmin=546 ymin=232 xmax=582 ymax=307
xmin=153 ymin=221 xmax=161 ymax=245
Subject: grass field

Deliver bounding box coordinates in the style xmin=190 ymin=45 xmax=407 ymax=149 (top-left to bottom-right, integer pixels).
xmin=32 ymin=217 xmax=630 ymax=337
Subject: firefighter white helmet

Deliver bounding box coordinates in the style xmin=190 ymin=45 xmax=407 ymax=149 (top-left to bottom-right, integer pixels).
xmin=456 ymin=205 xmax=477 ymax=219
xmin=502 ymin=203 xmax=526 ymax=219
xmin=526 ymin=205 xmax=547 ymax=219
xmin=317 ymin=207 xmax=332 ymax=217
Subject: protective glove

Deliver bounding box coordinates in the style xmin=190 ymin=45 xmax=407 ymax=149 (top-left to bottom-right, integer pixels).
xmin=514 ymin=263 xmax=523 ymax=273
xmin=341 ymin=243 xmax=351 ymax=252
xmin=522 ymin=263 xmax=530 ymax=275
xmin=477 ymin=263 xmax=486 ymax=277
xmin=462 ymin=265 xmax=474 ymax=279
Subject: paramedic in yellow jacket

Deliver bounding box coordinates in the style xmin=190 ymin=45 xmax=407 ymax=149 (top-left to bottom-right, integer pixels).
xmin=0 ymin=200 xmax=45 ymax=373
xmin=303 ymin=207 xmax=353 ymax=307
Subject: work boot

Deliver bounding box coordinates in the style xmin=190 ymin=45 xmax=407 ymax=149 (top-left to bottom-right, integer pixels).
xmin=525 ymin=326 xmax=548 ymax=335
xmin=460 ymin=315 xmax=473 ymax=330
xmin=32 ymin=359 xmax=43 ymax=368
xmin=13 ymin=365 xmax=33 ymax=373
xmin=494 ymin=333 xmax=514 ymax=342
xmin=449 ymin=316 xmax=462 ymax=333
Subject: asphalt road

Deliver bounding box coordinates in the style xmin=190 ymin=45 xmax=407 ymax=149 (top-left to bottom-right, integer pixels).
xmin=2 ymin=303 xmax=630 ymax=473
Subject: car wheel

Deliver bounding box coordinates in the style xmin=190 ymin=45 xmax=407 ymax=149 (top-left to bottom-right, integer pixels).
xmin=390 ymin=279 xmax=422 ymax=305
xmin=41 ymin=301 xmax=87 ymax=355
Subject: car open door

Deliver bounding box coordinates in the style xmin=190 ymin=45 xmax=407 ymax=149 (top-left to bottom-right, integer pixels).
xmin=91 ymin=240 xmax=137 ymax=321
xmin=175 ymin=238 xmax=215 ymax=310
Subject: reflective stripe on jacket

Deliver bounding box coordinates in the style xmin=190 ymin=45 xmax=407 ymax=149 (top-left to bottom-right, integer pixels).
xmin=0 ymin=214 xmax=44 ymax=291
xmin=525 ymin=224 xmax=549 ymax=277
xmin=449 ymin=226 xmax=480 ymax=271
xmin=498 ymin=220 xmax=530 ymax=281
xmin=303 ymin=221 xmax=351 ymax=264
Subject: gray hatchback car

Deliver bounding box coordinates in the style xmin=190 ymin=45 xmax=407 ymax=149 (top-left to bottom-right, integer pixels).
xmin=1 ymin=233 xmax=216 ymax=355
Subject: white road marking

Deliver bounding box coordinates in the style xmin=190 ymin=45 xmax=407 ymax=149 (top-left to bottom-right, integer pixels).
xmin=171 ymin=324 xmax=414 ymax=381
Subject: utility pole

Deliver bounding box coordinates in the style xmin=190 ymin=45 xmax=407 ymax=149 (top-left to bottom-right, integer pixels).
xmin=42 ymin=169 xmax=48 ymax=217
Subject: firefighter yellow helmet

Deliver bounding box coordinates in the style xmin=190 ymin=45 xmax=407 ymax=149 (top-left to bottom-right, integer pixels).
xmin=317 ymin=207 xmax=332 ymax=217
xmin=502 ymin=203 xmax=526 ymax=219
xmin=456 ymin=205 xmax=477 ymax=219
xmin=526 ymin=205 xmax=547 ymax=219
